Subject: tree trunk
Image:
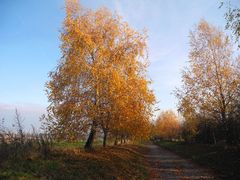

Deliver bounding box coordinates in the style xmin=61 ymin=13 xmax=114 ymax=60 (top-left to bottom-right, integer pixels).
xmin=84 ymin=122 xmax=97 ymax=150
xmin=212 ymin=130 xmax=216 ymax=144
xmin=226 ymin=119 xmax=234 ymax=144
xmin=221 ymin=110 xmax=230 ymax=144
xmin=114 ymin=136 xmax=118 ymax=145
xmin=103 ymin=130 xmax=108 ymax=147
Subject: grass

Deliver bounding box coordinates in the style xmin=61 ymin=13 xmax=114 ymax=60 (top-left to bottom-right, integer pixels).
xmin=53 ymin=140 xmax=86 ymax=149
xmin=155 ymin=141 xmax=240 ymax=179
xmin=0 ymin=143 xmax=148 ymax=179
xmin=52 ymin=140 xmax=113 ymax=150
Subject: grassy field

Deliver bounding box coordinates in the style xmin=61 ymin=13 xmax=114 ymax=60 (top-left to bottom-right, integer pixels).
xmin=0 ymin=142 xmax=148 ymax=179
xmin=155 ymin=141 xmax=240 ymax=179
xmin=52 ymin=140 xmax=104 ymax=149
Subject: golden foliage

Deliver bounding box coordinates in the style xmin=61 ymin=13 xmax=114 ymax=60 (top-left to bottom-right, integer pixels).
xmin=154 ymin=110 xmax=181 ymax=139
xmin=175 ymin=20 xmax=240 ymax=142
xmin=44 ymin=0 xmax=155 ymax=144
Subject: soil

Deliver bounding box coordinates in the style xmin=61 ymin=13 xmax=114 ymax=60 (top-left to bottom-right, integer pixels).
xmin=144 ymin=144 xmax=217 ymax=180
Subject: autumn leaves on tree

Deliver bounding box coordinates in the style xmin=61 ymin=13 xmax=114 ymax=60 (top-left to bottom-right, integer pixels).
xmin=43 ymin=0 xmax=155 ymax=149
xmin=153 ymin=110 xmax=181 ymax=140
xmin=175 ymin=20 xmax=240 ymax=144
xmin=42 ymin=0 xmax=240 ymax=148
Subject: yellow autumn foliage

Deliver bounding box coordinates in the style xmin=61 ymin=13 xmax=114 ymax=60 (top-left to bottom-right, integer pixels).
xmin=44 ymin=0 xmax=155 ymax=147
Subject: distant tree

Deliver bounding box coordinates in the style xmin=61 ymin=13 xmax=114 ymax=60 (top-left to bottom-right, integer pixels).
xmin=154 ymin=110 xmax=181 ymax=140
xmin=175 ymin=20 xmax=240 ymax=144
xmin=178 ymin=99 xmax=199 ymax=143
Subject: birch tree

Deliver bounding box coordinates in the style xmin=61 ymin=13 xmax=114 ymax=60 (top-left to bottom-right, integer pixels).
xmin=44 ymin=0 xmax=155 ymax=149
xmin=176 ymin=20 xmax=239 ymax=143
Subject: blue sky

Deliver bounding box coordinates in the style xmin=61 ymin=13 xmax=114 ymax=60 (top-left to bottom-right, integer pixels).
xmin=0 ymin=0 xmax=237 ymax=129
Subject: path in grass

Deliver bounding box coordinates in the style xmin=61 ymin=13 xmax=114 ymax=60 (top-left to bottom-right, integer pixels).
xmin=144 ymin=144 xmax=216 ymax=179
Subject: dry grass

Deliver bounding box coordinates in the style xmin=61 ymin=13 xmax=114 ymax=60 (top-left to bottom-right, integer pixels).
xmin=0 ymin=144 xmax=148 ymax=179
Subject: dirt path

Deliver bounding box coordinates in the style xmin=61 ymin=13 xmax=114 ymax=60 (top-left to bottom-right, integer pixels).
xmin=143 ymin=144 xmax=216 ymax=180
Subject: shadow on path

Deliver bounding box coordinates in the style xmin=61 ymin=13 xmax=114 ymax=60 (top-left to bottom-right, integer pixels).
xmin=143 ymin=144 xmax=216 ymax=180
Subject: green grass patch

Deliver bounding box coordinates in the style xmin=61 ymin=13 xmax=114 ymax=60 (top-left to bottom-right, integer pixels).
xmin=53 ymin=140 xmax=85 ymax=149
xmin=53 ymin=140 xmax=103 ymax=150
xmin=155 ymin=141 xmax=240 ymax=179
